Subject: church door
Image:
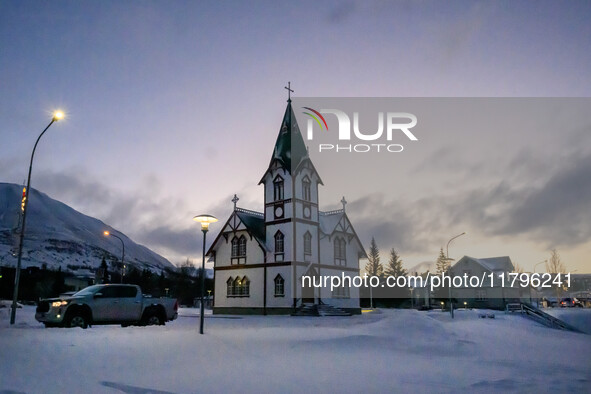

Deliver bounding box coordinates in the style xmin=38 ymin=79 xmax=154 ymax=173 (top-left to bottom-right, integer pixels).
xmin=302 ymin=267 xmax=317 ymax=304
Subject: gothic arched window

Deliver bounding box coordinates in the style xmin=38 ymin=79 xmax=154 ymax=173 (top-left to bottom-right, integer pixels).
xmin=334 ymin=237 xmax=346 ymax=266
xmin=231 ymin=237 xmax=239 ymax=258
xmin=274 ymin=274 xmax=285 ymax=297
xmin=273 ymin=175 xmax=284 ymax=201
xmin=242 ymin=276 xmax=250 ymax=296
xmin=304 ymin=231 xmax=312 ymax=256
xmin=238 ymin=235 xmax=247 ymax=256
xmin=226 ymin=277 xmax=233 ymax=296
xmin=274 ymin=231 xmax=284 ymax=261
xmin=302 ymin=176 xmax=311 ymax=201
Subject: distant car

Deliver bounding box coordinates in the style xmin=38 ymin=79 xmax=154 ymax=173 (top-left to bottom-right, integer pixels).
xmin=560 ymin=297 xmax=583 ymax=308
xmin=35 ymin=284 xmax=178 ymax=328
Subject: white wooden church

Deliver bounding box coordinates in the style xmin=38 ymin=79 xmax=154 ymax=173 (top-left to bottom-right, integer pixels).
xmin=207 ymin=95 xmax=366 ymax=315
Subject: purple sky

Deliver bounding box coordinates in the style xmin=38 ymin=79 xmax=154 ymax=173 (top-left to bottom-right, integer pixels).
xmin=1 ymin=1 xmax=590 ymax=272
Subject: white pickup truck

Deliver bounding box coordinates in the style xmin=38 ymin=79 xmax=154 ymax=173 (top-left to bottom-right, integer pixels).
xmin=35 ymin=284 xmax=178 ymax=328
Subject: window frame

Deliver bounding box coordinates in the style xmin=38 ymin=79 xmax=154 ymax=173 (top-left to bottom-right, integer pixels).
xmin=303 ymin=231 xmax=312 ymax=256
xmin=274 ymin=274 xmax=285 ymax=297
xmin=302 ymin=176 xmax=311 ymax=201
xmin=273 ymin=175 xmax=284 ymax=201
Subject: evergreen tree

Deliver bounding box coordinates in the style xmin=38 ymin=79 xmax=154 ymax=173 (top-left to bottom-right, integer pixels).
xmin=384 ymin=248 xmax=407 ymax=277
xmin=99 ymin=256 xmax=109 ymax=284
xmin=365 ymin=238 xmax=384 ymax=278
xmin=435 ymin=248 xmax=449 ymax=275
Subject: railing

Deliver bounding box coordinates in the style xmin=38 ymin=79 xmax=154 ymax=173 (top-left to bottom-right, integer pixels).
xmin=235 ymin=207 xmax=264 ymax=217
xmin=517 ymin=302 xmax=583 ymax=333
xmin=319 ymin=209 xmax=344 ymax=216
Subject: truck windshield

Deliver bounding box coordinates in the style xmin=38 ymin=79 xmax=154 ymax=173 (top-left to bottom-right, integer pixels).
xmin=73 ymin=285 xmax=103 ymax=297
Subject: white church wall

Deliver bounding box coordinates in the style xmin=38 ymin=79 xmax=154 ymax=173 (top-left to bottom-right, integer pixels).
xmin=266 ymin=265 xmax=293 ymax=308
xmin=294 ymin=223 xmax=319 ymax=263
xmin=266 ymin=222 xmax=292 ymax=262
xmin=214 ymin=267 xmax=264 ymax=308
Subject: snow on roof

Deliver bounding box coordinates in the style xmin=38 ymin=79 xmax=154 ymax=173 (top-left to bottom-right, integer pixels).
xmin=234 ymin=208 xmax=266 ymax=250
xmin=319 ymin=209 xmax=344 ymax=234
xmin=456 ymin=256 xmax=514 ymax=272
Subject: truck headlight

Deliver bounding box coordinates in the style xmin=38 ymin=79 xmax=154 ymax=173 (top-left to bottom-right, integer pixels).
xmin=51 ymin=300 xmax=68 ymax=308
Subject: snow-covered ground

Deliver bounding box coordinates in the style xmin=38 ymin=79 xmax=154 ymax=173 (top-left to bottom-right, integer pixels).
xmin=1 ymin=305 xmax=590 ymax=393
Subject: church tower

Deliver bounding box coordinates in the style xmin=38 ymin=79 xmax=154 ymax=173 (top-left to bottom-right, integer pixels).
xmin=259 ymin=97 xmax=323 ymax=300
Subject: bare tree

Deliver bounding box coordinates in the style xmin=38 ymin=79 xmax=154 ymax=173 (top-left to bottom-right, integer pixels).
xmin=545 ymin=249 xmax=566 ymax=274
xmin=545 ymin=249 xmax=567 ymax=297
xmin=512 ymin=261 xmax=524 ymax=273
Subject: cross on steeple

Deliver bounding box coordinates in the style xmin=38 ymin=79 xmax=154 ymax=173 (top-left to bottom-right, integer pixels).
xmin=341 ymin=196 xmax=347 ymax=211
xmin=232 ymin=194 xmax=239 ymax=211
xmin=284 ymin=81 xmax=294 ymax=102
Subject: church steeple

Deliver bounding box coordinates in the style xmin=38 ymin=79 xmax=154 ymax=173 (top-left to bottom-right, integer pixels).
xmin=268 ymin=101 xmax=308 ymax=174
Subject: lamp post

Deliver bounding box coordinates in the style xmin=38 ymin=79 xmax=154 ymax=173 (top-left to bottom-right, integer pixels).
xmin=10 ymin=111 xmax=64 ymax=325
xmin=193 ymin=214 xmax=218 ymax=334
xmin=104 ymin=231 xmax=125 ymax=283
xmin=446 ymin=232 xmax=466 ymax=319
xmin=532 ymin=259 xmax=547 ymax=307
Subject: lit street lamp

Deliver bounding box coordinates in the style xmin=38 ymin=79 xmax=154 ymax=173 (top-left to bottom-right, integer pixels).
xmin=193 ymin=214 xmax=218 ymax=335
xmin=104 ymin=231 xmax=125 ymax=283
xmin=10 ymin=111 xmax=64 ymax=325
xmin=446 ymin=232 xmax=466 ymax=319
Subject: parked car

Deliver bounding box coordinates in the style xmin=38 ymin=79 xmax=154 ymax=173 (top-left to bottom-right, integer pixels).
xmin=35 ymin=284 xmax=178 ymax=328
xmin=560 ymin=297 xmax=583 ymax=308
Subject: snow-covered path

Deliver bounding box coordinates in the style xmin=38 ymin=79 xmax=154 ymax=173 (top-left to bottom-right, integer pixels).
xmin=1 ymin=306 xmax=589 ymax=393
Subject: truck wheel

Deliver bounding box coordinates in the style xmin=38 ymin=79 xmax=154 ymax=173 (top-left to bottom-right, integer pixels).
xmin=143 ymin=310 xmax=164 ymax=326
xmin=146 ymin=313 xmax=163 ymax=326
xmin=66 ymin=313 xmax=88 ymax=329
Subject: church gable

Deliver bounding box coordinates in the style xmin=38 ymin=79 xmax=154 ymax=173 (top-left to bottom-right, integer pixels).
xmin=320 ymin=211 xmax=368 ymax=259
xmin=208 ymin=208 xmax=268 ymax=262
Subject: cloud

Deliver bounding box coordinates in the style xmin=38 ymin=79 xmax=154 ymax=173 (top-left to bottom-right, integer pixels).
xmin=485 ymin=152 xmax=591 ymax=246
xmin=347 ymin=150 xmax=591 ymax=255
xmin=141 ymin=225 xmax=198 ymax=257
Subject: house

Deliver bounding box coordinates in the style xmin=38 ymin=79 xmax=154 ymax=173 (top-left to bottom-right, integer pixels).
xmin=449 ymin=256 xmax=528 ymax=309
xmin=206 ymin=97 xmax=366 ymax=315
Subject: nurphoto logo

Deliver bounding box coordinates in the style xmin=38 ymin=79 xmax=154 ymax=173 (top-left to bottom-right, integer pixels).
xmin=301 ymin=106 xmax=418 ymax=153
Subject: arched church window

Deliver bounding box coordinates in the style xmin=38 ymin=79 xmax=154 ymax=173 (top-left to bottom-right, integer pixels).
xmin=233 ymin=277 xmax=242 ymax=296
xmin=334 ymin=237 xmax=346 ymax=266
xmin=273 ymin=175 xmax=284 ymax=201
xmin=242 ymin=276 xmax=250 ymax=296
xmin=302 ymin=176 xmax=311 ymax=201
xmin=274 ymin=231 xmax=284 ymax=253
xmin=231 ymin=237 xmax=239 ymax=258
xmin=226 ymin=277 xmax=233 ymax=296
xmin=274 ymin=231 xmax=284 ymax=261
xmin=274 ymin=274 xmax=285 ymax=297
xmin=304 ymin=231 xmax=312 ymax=256
xmin=231 ymin=235 xmax=247 ymax=264
xmin=238 ymin=235 xmax=247 ymax=256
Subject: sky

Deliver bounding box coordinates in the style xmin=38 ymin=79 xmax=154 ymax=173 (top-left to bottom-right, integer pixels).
xmin=1 ymin=1 xmax=591 ymax=273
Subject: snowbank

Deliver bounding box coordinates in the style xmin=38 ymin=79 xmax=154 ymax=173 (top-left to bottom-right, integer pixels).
xmin=0 ymin=307 xmax=589 ymax=393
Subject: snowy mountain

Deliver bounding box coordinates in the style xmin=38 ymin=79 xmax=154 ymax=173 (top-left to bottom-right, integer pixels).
xmin=0 ymin=182 xmax=175 ymax=273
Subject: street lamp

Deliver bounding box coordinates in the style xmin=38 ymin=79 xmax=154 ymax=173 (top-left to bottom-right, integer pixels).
xmin=10 ymin=110 xmax=64 ymax=325
xmin=104 ymin=231 xmax=125 ymax=283
xmin=446 ymin=232 xmax=466 ymax=319
xmin=193 ymin=214 xmax=218 ymax=335
xmin=532 ymin=259 xmax=547 ymax=307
